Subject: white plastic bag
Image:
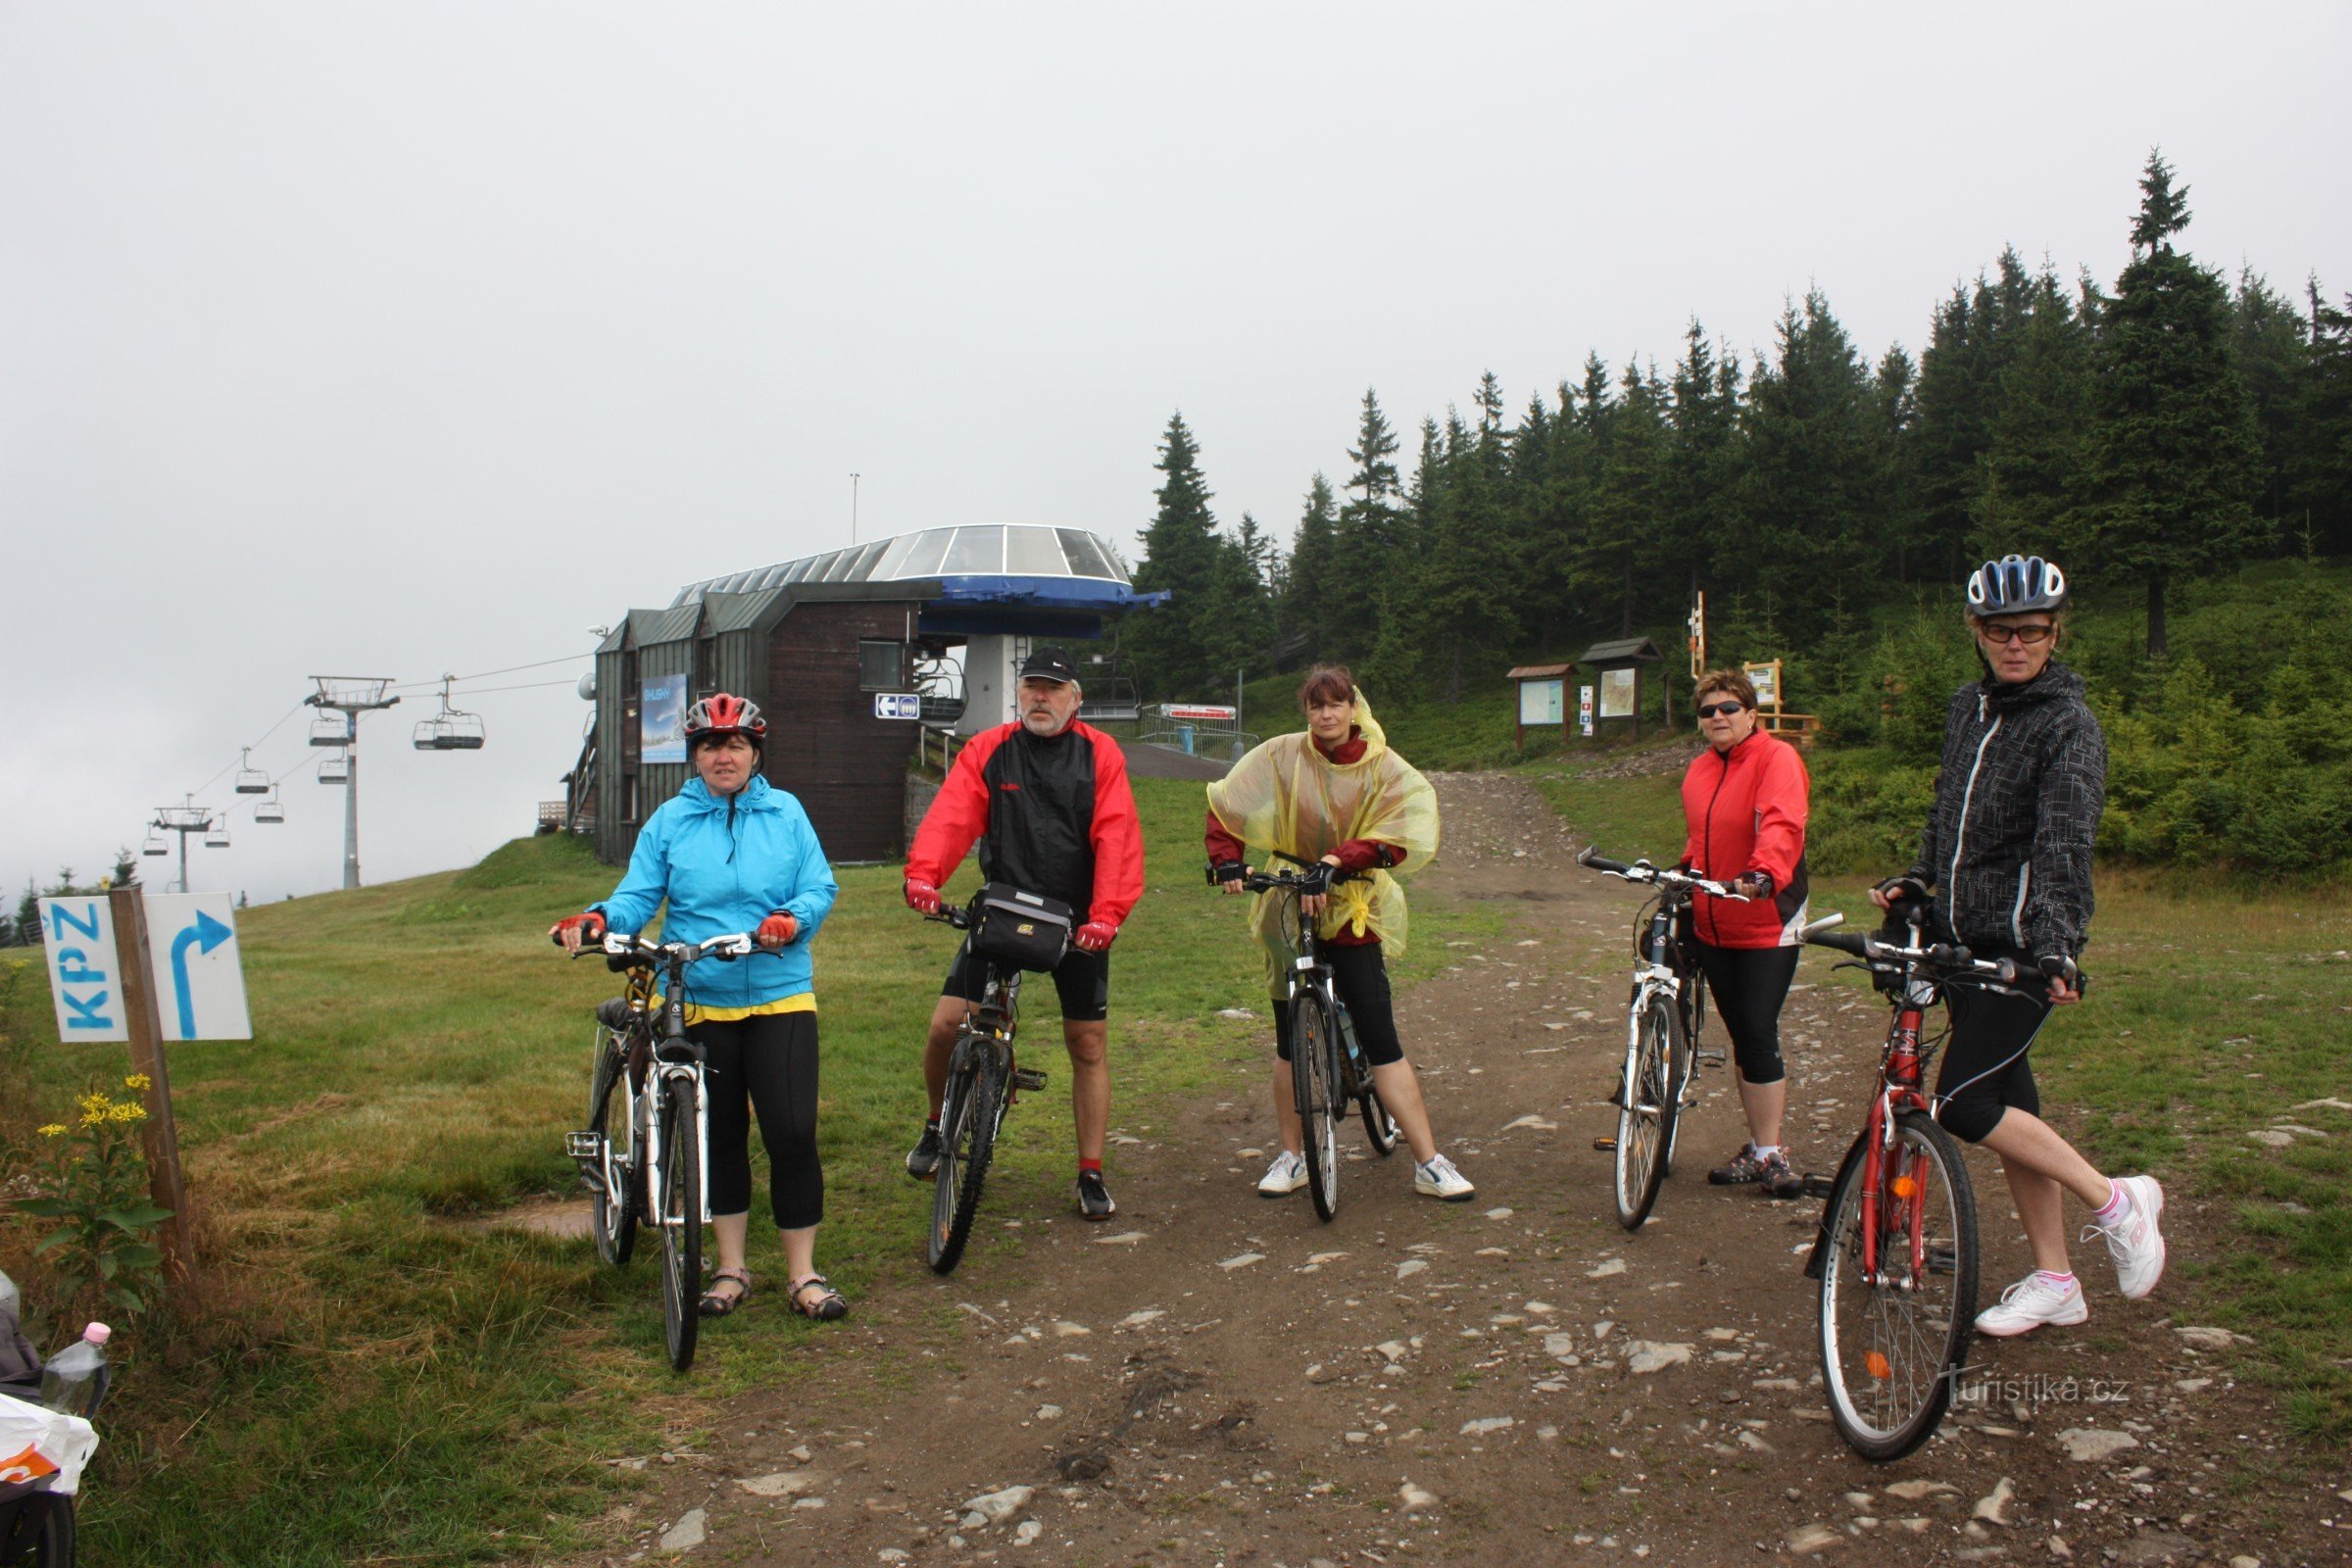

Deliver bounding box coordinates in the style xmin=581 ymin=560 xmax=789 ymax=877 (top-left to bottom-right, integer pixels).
xmin=0 ymin=1393 xmax=100 ymax=1496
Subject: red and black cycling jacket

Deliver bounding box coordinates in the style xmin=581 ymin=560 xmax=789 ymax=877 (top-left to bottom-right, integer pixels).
xmin=907 ymin=720 xmax=1145 ymax=929
xmin=1678 ymin=728 xmax=1811 ymax=949
xmin=1202 ymin=727 xmax=1399 ymax=949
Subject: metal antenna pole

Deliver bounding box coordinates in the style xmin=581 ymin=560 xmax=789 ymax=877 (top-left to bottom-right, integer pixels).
xmin=851 ymin=472 xmax=861 ymax=545
xmin=307 ymin=677 xmax=398 ymax=891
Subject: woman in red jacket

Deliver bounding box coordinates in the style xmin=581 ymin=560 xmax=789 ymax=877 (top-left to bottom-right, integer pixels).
xmin=1680 ymin=668 xmax=1812 ymax=1200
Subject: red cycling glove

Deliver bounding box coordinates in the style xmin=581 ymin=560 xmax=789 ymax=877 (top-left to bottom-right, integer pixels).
xmin=550 ymin=911 xmax=607 ymax=948
xmin=906 ymin=879 xmax=942 ymax=914
xmin=1073 ymin=920 xmax=1118 ymax=954
xmin=757 ymin=911 xmax=798 ymax=948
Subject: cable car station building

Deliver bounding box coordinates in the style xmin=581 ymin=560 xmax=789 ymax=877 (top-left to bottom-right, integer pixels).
xmin=576 ymin=524 xmax=1163 ymax=865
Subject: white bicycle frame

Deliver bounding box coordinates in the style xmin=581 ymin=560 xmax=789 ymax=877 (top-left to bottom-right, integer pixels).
xmin=634 ymin=1055 xmax=712 ymax=1231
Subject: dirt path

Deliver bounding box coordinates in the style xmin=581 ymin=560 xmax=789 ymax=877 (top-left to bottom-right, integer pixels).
xmin=552 ymin=773 xmax=2337 ymax=1568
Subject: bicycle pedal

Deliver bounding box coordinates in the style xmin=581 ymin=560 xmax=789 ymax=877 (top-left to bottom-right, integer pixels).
xmin=1592 ymin=1136 xmax=1618 ymax=1152
xmin=1698 ymin=1050 xmax=1727 ymax=1066
xmin=1800 ymin=1174 xmax=1838 ymax=1200
xmin=1012 ymin=1067 xmax=1050 ymax=1092
xmin=564 ymin=1132 xmax=606 ymax=1161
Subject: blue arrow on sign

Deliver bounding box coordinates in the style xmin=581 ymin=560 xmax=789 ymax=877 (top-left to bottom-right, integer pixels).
xmin=168 ymin=909 xmax=234 ymax=1040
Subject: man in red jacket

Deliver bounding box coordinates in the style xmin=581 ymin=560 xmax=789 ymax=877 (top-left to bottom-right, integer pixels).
xmin=903 ymin=646 xmax=1146 ymax=1219
xmin=1678 ymin=667 xmax=1812 ymax=1199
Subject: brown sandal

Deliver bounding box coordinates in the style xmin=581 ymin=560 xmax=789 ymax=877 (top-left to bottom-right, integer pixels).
xmin=788 ymin=1274 xmax=848 ymax=1321
xmin=699 ymin=1267 xmax=753 ymax=1317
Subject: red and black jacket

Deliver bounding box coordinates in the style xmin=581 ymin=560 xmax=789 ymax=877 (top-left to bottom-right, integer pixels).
xmin=907 ymin=720 xmax=1145 ymax=929
xmin=1678 ymin=729 xmax=1811 ymax=949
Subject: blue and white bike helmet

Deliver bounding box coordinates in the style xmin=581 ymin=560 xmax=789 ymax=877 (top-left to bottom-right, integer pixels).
xmin=1967 ymin=554 xmax=2068 ymax=615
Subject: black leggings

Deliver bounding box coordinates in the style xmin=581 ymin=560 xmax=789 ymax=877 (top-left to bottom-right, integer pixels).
xmin=1690 ymin=940 xmax=1801 ymax=1086
xmin=689 ymin=1010 xmax=823 ymax=1230
xmin=1273 ymin=942 xmax=1404 ymax=1067
xmin=1934 ymin=972 xmax=2047 ymax=1145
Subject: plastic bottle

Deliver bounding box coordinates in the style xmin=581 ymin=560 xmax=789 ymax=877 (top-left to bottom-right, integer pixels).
xmin=39 ymin=1323 xmax=111 ymax=1417
xmin=0 ymin=1268 xmax=19 ymax=1326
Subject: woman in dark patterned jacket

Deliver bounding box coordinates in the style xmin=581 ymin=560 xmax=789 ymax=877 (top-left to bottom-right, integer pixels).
xmin=1869 ymin=555 xmax=2166 ymax=1339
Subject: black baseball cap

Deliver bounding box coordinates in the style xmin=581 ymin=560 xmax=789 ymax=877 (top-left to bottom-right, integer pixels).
xmin=1018 ymin=646 xmax=1078 ymax=684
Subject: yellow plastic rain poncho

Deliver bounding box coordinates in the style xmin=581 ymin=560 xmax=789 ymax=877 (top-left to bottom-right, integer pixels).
xmin=1206 ymin=694 xmax=1441 ymax=997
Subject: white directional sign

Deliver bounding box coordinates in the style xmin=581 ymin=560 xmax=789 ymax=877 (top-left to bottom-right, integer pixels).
xmin=37 ymin=898 xmax=128 ymax=1042
xmin=140 ymin=894 xmax=251 ymax=1042
xmin=873 ymin=693 xmax=922 ymax=720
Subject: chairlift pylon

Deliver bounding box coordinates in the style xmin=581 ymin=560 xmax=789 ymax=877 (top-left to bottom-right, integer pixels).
xmin=255 ymin=788 xmax=285 ymax=824
xmin=204 ymin=817 xmax=231 ymax=850
xmin=319 ymin=755 xmax=350 ymax=784
xmin=413 ymin=676 xmax=487 ymax=752
xmin=234 ymin=747 xmax=270 ymax=793
xmin=310 ymin=715 xmax=351 ymax=747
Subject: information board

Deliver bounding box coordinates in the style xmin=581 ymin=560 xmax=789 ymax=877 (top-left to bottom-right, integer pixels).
xmin=1517 ymin=679 xmax=1564 ymax=725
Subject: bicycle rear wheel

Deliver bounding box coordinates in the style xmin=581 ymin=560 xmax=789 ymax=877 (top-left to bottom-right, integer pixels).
xmin=928 ymin=1038 xmax=1005 ymax=1275
xmin=1612 ymin=997 xmax=1680 ymax=1230
xmin=656 ymin=1075 xmax=703 ymax=1373
xmin=1819 ymin=1108 xmax=1979 ymax=1461
xmin=1293 ymin=990 xmax=1343 ymax=1222
xmin=585 ymin=1032 xmax=637 ymax=1267
xmin=1662 ymin=991 xmax=1698 ymax=1178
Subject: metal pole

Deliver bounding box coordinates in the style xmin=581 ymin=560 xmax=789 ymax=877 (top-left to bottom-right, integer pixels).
xmin=109 ymin=886 xmax=195 ymax=1285
xmin=176 ymin=831 xmax=189 ymax=896
xmin=851 ymin=472 xmax=861 ymax=545
xmin=343 ymin=710 xmax=362 ymax=890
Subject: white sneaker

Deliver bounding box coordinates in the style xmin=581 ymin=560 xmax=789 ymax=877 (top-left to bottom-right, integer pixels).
xmin=1413 ymin=1153 xmax=1475 ymax=1201
xmin=1256 ymin=1150 xmax=1307 ymax=1197
xmin=2085 ymin=1173 xmax=2167 ymax=1300
xmin=1974 ymin=1272 xmax=2089 ymax=1338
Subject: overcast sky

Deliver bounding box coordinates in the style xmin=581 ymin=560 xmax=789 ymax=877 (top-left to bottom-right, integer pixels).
xmin=6 ymin=2 xmax=2348 ymax=904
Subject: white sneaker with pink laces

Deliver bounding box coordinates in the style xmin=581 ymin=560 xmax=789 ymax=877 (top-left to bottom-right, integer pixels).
xmin=1975 ymin=1272 xmax=2089 ymax=1337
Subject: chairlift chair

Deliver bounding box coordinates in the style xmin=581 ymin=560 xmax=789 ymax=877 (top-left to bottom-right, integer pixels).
xmin=204 ymin=818 xmax=230 ymax=849
xmin=255 ymin=789 xmax=285 ymax=824
xmin=235 ymin=748 xmax=270 ymax=793
xmin=142 ymin=829 xmax=169 ymax=857
xmin=414 ymin=677 xmax=487 ymax=751
xmin=319 ymin=756 xmax=350 ymax=784
xmin=310 ymin=716 xmax=351 ymax=747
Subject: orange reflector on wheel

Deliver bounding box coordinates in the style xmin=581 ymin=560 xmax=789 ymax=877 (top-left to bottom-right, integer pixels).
xmin=1865 ymin=1350 xmax=1892 ymax=1380
xmin=1890 ymin=1174 xmax=1919 ymax=1200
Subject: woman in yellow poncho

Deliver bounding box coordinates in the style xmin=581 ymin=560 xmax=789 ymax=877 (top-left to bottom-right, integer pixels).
xmin=1204 ymin=665 xmax=1475 ymax=1202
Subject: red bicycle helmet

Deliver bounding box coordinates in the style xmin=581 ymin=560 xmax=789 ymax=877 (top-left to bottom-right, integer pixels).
xmin=682 ymin=692 xmax=767 ymax=748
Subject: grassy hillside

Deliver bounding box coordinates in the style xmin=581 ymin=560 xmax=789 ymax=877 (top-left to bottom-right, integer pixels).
xmin=0 ymin=779 xmax=1495 ymax=1566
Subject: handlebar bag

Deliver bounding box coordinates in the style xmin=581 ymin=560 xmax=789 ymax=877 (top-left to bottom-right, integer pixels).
xmin=970 ymin=884 xmax=1074 ymax=972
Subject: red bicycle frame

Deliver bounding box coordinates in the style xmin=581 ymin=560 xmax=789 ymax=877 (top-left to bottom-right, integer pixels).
xmin=1857 ymin=1005 xmax=1934 ymax=1285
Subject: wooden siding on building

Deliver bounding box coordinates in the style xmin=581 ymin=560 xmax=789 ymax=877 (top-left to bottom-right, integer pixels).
xmin=765 ymin=602 xmax=922 ymax=863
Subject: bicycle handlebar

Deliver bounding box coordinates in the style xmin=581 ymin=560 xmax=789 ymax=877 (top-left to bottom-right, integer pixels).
xmin=1576 ymin=845 xmax=1749 ymax=902
xmin=582 ymin=931 xmax=756 ymax=969
xmin=1802 ymin=918 xmax=2018 ymax=985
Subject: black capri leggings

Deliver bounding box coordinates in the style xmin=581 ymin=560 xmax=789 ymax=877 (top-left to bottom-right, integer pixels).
xmin=689 ymin=1010 xmax=823 ymax=1230
xmin=1934 ymin=969 xmax=2048 ymax=1145
xmin=1273 ymin=941 xmax=1404 ymax=1068
xmin=1690 ymin=940 xmax=1801 ymax=1086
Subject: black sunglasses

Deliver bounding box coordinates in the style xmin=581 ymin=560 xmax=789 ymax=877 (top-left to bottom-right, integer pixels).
xmin=1696 ymin=701 xmax=1747 ymax=718
xmin=1979 ymin=622 xmax=2056 ymax=646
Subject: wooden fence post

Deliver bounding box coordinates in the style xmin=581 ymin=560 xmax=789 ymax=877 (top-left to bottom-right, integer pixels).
xmin=108 ymin=886 xmax=196 ymax=1285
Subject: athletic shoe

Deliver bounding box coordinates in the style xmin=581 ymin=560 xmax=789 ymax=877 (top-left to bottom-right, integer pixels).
xmin=1075 ymin=1170 xmax=1117 ymax=1220
xmin=1257 ymin=1151 xmax=1307 ymax=1197
xmin=1708 ymin=1144 xmax=1763 ymax=1186
xmin=1414 ymin=1154 xmax=1476 ymax=1201
xmin=2086 ymin=1174 xmax=2167 ymax=1299
xmin=1757 ymin=1149 xmax=1805 ymax=1200
xmin=905 ymin=1124 xmax=942 ymax=1180
xmin=1975 ymin=1271 xmax=2089 ymax=1338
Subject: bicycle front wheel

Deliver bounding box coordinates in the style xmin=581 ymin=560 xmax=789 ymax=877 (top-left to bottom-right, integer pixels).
xmin=585 ymin=1033 xmax=637 ymax=1267
xmin=928 ymin=1040 xmax=1005 ymax=1275
xmin=1662 ymin=992 xmax=1698 ymax=1178
xmin=1613 ymin=997 xmax=1680 ymax=1230
xmin=1293 ymin=990 xmax=1344 ymax=1222
xmin=1360 ymin=1081 xmax=1400 ymax=1156
xmin=656 ymin=1075 xmax=704 ymax=1373
xmin=1819 ymin=1108 xmax=1980 ymax=1461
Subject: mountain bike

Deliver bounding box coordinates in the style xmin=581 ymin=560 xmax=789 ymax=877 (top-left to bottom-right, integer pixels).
xmin=1576 ymin=847 xmax=1746 ymax=1230
xmin=919 ymin=894 xmax=1054 ymax=1275
xmin=1234 ymin=852 xmax=1401 ymax=1223
xmin=563 ymin=929 xmax=752 ymax=1372
xmin=1799 ymin=902 xmax=2025 ymax=1460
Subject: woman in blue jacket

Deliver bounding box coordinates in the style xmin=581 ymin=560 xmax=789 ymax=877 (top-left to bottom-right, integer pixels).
xmin=552 ymin=694 xmax=845 ymax=1319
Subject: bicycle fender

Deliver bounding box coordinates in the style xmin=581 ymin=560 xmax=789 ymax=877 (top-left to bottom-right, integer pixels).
xmin=1802 ymin=1130 xmax=1870 ymax=1281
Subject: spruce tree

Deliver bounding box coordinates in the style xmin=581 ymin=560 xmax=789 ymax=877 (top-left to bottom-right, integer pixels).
xmin=1127 ymin=412 xmax=1227 ymax=697
xmin=1284 ymin=474 xmax=1342 ymax=654
xmin=1327 ymin=390 xmax=1406 ymax=662
xmin=2230 ymin=268 xmax=2312 ymax=524
xmin=1973 ymin=267 xmax=2093 ymax=560
xmin=2290 ymin=284 xmax=2352 ymax=553
xmin=2079 ymin=153 xmax=2266 ymax=656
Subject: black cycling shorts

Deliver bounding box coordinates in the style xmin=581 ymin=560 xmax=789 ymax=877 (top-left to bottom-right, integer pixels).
xmin=944 ymin=938 xmax=1109 ymax=1023
xmin=1272 ymin=941 xmax=1404 ymax=1068
xmin=1933 ymin=951 xmax=2049 ymax=1144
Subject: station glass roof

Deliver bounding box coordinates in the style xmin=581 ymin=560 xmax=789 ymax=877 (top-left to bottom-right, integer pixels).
xmin=671 ymin=524 xmax=1130 ymax=608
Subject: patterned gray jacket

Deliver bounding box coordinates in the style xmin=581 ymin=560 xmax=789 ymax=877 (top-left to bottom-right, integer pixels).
xmin=1904 ymin=663 xmax=2107 ymax=961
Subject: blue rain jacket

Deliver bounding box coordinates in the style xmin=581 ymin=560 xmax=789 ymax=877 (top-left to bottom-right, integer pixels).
xmin=591 ymin=775 xmax=839 ymax=1009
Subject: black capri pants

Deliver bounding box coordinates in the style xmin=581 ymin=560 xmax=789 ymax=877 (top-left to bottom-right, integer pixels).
xmin=1690 ymin=939 xmax=1801 ymax=1086
xmin=1273 ymin=941 xmax=1404 ymax=1068
xmin=689 ymin=1010 xmax=823 ymax=1230
xmin=1934 ymin=962 xmax=2049 ymax=1145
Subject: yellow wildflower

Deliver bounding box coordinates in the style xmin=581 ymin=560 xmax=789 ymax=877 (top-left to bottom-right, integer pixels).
xmin=110 ymin=1101 xmax=148 ymax=1123
xmin=36 ymin=1124 xmax=67 ymax=1138
xmin=123 ymin=1073 xmax=152 ymax=1092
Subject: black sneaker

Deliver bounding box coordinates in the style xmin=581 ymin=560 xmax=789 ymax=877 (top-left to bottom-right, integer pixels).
xmin=1075 ymin=1169 xmax=1117 ymax=1220
xmin=1707 ymin=1144 xmax=1763 ymax=1186
xmin=906 ymin=1123 xmax=943 ymax=1180
xmin=1757 ymin=1149 xmax=1805 ymax=1200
